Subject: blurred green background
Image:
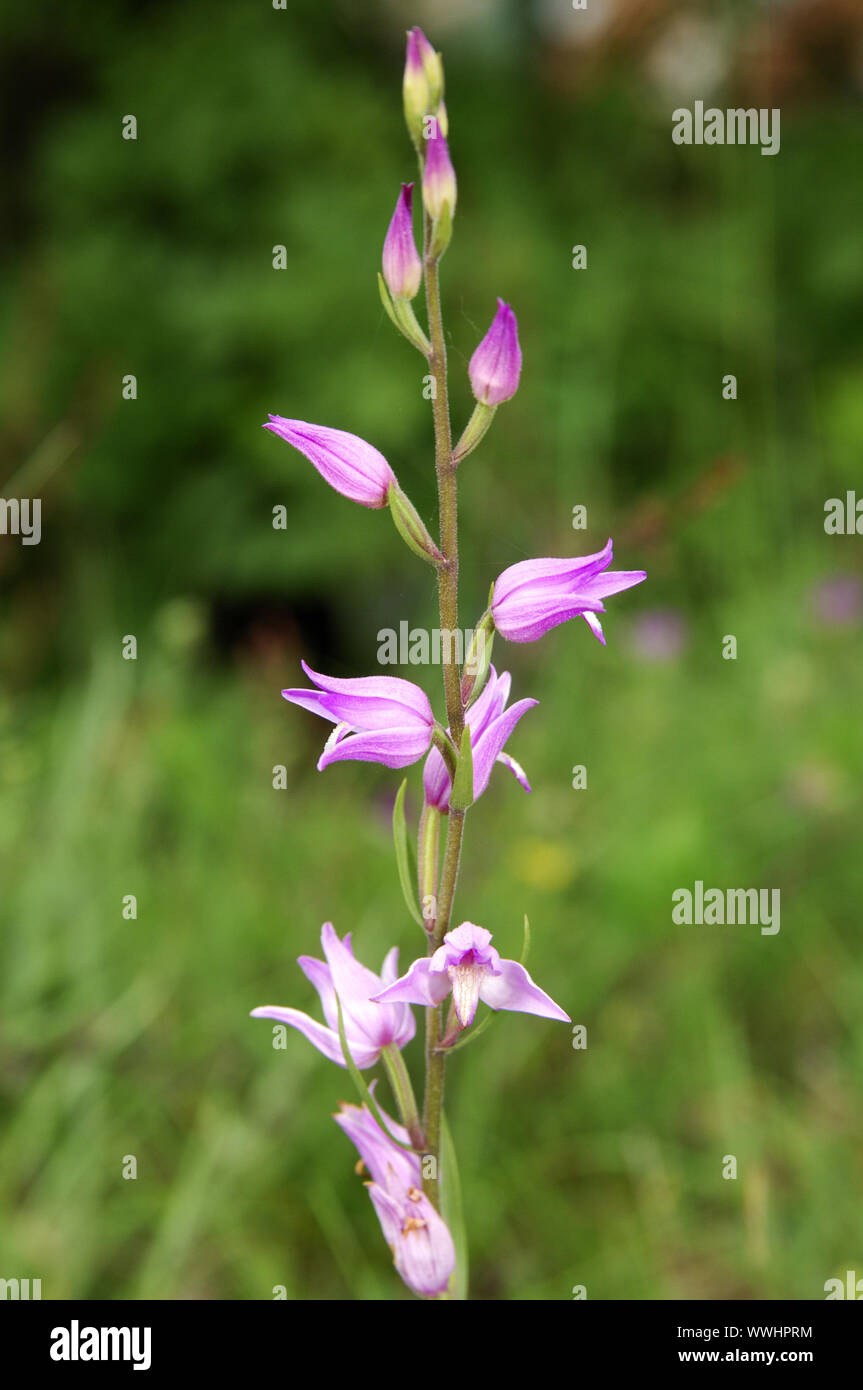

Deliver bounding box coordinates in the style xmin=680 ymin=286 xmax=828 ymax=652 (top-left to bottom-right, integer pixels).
xmin=2 ymin=0 xmax=862 ymax=1300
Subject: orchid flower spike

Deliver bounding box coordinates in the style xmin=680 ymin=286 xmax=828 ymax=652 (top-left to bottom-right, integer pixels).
xmin=263 ymin=417 xmax=395 ymax=508
xmin=422 ymin=667 xmax=536 ymax=812
xmin=469 ymin=299 xmax=522 ymax=406
xmin=250 ymin=923 xmax=415 ymax=1069
xmin=373 ymin=921 xmax=570 ymax=1028
xmin=335 ymin=1101 xmax=455 ymax=1298
xmin=492 ymin=539 xmax=647 ymax=645
xmin=282 ymin=661 xmax=435 ymax=770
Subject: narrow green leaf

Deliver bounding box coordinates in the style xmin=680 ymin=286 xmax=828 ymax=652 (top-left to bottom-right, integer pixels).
xmin=440 ymin=1111 xmax=468 ymax=1300
xmin=393 ymin=780 xmax=423 ymax=926
xmin=333 ymin=990 xmax=418 ymax=1153
xmin=521 ymin=913 xmax=531 ymax=965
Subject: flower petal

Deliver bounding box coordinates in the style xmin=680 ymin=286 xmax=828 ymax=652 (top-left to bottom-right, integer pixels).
xmin=372 ymin=957 xmax=452 ymax=1009
xmin=318 ymin=724 xmax=433 ymax=771
xmin=470 ymin=697 xmax=538 ymax=800
xmin=478 ymin=959 xmax=571 ymax=1021
xmin=249 ymin=1006 xmax=380 ymax=1068
xmin=492 ymin=541 xmax=614 ymax=608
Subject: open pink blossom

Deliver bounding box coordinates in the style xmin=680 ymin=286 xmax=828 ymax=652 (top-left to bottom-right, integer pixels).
xmin=283 ymin=661 xmax=435 ymax=771
xmin=422 ymin=667 xmax=536 ymax=811
xmin=492 ymin=538 xmax=646 ymax=645
xmin=373 ymin=921 xmax=570 ymax=1028
xmin=335 ymin=1100 xmax=455 ymax=1298
xmin=250 ymin=923 xmax=415 ymax=1069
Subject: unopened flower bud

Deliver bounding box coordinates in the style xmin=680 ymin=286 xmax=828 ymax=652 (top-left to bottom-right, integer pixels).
xmin=422 ymin=131 xmax=456 ymax=222
xmin=382 ymin=184 xmax=422 ymax=300
xmin=469 ymin=299 xmax=522 ymax=406
xmin=403 ymin=27 xmax=443 ymax=146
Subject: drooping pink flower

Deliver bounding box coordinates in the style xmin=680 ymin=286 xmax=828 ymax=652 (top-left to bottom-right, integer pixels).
xmin=262 ymin=417 xmax=395 ymax=508
xmin=335 ymin=1101 xmax=455 ymax=1298
xmin=373 ymin=922 xmax=570 ymax=1028
xmin=422 ymin=667 xmax=536 ymax=811
xmin=492 ymin=539 xmax=646 ymax=645
xmin=422 ymin=130 xmax=456 ymax=220
xmin=250 ymin=923 xmax=415 ymax=1069
xmin=283 ymin=661 xmax=435 ymax=770
xmin=382 ymin=184 xmax=422 ymax=300
xmin=469 ymin=299 xmax=522 ymax=406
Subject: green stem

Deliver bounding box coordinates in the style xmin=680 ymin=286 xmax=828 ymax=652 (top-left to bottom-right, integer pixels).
xmin=419 ymin=193 xmax=469 ymax=1209
xmin=424 ymin=251 xmax=463 ymax=745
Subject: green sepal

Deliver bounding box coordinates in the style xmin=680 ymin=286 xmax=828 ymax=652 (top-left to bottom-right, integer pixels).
xmin=448 ymin=722 xmax=474 ymax=812
xmin=378 ymin=273 xmax=431 ymax=356
xmin=428 ymin=201 xmax=453 ymax=260
xmin=377 ymin=272 xmax=402 ymax=331
xmin=388 ymin=482 xmax=446 ymax=568
xmin=392 ymin=296 xmax=432 ymax=356
xmin=452 ymin=401 xmax=496 ymax=464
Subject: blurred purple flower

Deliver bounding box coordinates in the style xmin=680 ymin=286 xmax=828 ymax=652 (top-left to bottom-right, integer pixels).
xmin=422 ymin=667 xmax=536 ymax=811
xmin=263 ymin=418 xmax=395 ymax=508
xmin=469 ymin=299 xmax=522 ymax=406
xmin=810 ymin=575 xmax=862 ymax=628
xmin=283 ymin=661 xmax=435 ymax=770
xmin=335 ymin=1100 xmax=455 ymax=1298
xmin=630 ymin=608 xmax=688 ymax=662
xmin=250 ymin=922 xmax=415 ymax=1069
xmin=492 ymin=538 xmax=646 ymax=645
xmin=373 ymin=921 xmax=570 ymax=1028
